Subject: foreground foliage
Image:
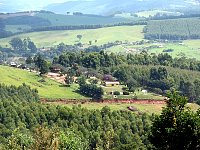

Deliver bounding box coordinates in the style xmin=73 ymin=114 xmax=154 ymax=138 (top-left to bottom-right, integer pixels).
xmin=149 ymin=92 xmax=200 ymax=149
xmin=0 ymin=84 xmax=153 ymax=149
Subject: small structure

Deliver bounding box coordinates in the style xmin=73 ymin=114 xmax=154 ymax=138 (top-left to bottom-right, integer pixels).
xmin=10 ymin=62 xmax=17 ymax=67
xmin=142 ymin=90 xmax=148 ymax=95
xmin=103 ymin=81 xmax=120 ymax=87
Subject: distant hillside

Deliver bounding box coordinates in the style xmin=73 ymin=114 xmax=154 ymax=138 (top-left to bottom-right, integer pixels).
xmin=145 ymin=18 xmax=200 ymax=40
xmin=44 ymin=0 xmax=200 ymax=15
xmin=0 ymin=11 xmax=140 ymax=37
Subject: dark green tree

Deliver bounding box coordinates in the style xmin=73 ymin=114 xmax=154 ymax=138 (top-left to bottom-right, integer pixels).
xmin=149 ymin=91 xmax=200 ymax=150
xmin=9 ymin=37 xmax=24 ymax=51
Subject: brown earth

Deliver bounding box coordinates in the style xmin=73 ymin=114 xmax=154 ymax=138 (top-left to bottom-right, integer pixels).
xmin=41 ymin=98 xmax=166 ymax=105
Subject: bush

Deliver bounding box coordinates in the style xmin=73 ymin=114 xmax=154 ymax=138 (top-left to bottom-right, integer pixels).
xmin=113 ymin=91 xmax=120 ymax=95
xmin=123 ymin=91 xmax=130 ymax=95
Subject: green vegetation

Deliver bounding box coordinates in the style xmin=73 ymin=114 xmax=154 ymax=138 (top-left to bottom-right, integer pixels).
xmin=36 ymin=13 xmax=135 ymax=26
xmin=59 ymin=103 xmax=199 ymax=114
xmin=53 ymin=51 xmax=200 ymax=103
xmin=0 ymin=65 xmax=85 ymax=99
xmin=5 ymin=25 xmax=32 ymax=33
xmin=0 ymin=84 xmax=153 ymax=149
xmin=0 ymin=25 xmax=144 ymax=48
xmin=148 ymin=43 xmax=200 ymax=60
xmin=149 ymin=91 xmax=200 ymax=149
xmin=145 ymin=18 xmax=200 ymax=40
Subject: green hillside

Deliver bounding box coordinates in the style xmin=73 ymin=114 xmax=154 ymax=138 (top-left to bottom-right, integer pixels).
xmin=0 ymin=25 xmax=144 ymax=48
xmin=1 ymin=12 xmax=138 ymax=34
xmin=145 ymin=18 xmax=200 ymax=40
xmin=0 ymin=65 xmax=85 ymax=99
xmin=35 ymin=13 xmax=136 ymax=26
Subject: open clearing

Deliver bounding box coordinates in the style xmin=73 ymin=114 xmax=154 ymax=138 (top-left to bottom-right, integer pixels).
xmin=49 ymin=102 xmax=199 ymax=114
xmin=0 ymin=65 xmax=85 ymax=99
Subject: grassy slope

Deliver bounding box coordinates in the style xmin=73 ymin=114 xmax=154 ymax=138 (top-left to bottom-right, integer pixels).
xmin=0 ymin=65 xmax=85 ymax=99
xmin=0 ymin=26 xmax=144 ymax=48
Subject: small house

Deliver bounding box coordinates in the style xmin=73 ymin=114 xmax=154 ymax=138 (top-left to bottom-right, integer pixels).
xmin=10 ymin=62 xmax=17 ymax=67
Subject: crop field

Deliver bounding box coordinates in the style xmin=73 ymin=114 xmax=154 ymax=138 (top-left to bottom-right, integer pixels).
xmin=0 ymin=65 xmax=85 ymax=99
xmin=0 ymin=25 xmax=145 ymax=48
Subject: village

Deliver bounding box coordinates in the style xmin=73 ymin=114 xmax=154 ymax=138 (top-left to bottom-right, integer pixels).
xmin=6 ymin=60 xmax=153 ymax=100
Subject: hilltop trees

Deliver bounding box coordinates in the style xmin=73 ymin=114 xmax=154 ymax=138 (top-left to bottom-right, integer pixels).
xmin=149 ymin=91 xmax=200 ymax=149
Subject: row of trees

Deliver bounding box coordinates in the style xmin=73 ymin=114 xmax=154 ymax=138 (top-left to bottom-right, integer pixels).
xmin=54 ymin=51 xmax=200 ymax=72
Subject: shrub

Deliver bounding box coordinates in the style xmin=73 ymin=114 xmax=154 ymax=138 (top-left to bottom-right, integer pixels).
xmin=113 ymin=91 xmax=120 ymax=95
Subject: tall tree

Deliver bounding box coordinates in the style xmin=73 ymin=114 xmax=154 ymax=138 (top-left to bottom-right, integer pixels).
xmin=9 ymin=37 xmax=24 ymax=51
xmin=149 ymin=91 xmax=200 ymax=150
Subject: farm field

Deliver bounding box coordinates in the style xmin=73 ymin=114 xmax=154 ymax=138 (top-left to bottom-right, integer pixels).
xmin=0 ymin=65 xmax=85 ymax=99
xmin=0 ymin=25 xmax=145 ymax=48
xmin=53 ymin=102 xmax=199 ymax=114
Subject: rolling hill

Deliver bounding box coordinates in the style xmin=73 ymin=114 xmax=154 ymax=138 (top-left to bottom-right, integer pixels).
xmin=44 ymin=0 xmax=200 ymax=15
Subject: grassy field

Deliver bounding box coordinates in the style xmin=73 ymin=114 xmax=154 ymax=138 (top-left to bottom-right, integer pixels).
xmin=57 ymin=103 xmax=199 ymax=114
xmin=0 ymin=65 xmax=85 ymax=99
xmin=0 ymin=25 xmax=144 ymax=48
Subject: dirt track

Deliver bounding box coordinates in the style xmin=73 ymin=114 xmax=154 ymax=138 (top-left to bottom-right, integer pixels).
xmin=41 ymin=99 xmax=166 ymax=105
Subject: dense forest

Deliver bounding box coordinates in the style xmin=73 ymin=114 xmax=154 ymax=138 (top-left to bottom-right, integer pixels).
xmin=144 ymin=18 xmax=200 ymax=40
xmin=0 ymin=84 xmax=153 ymax=149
